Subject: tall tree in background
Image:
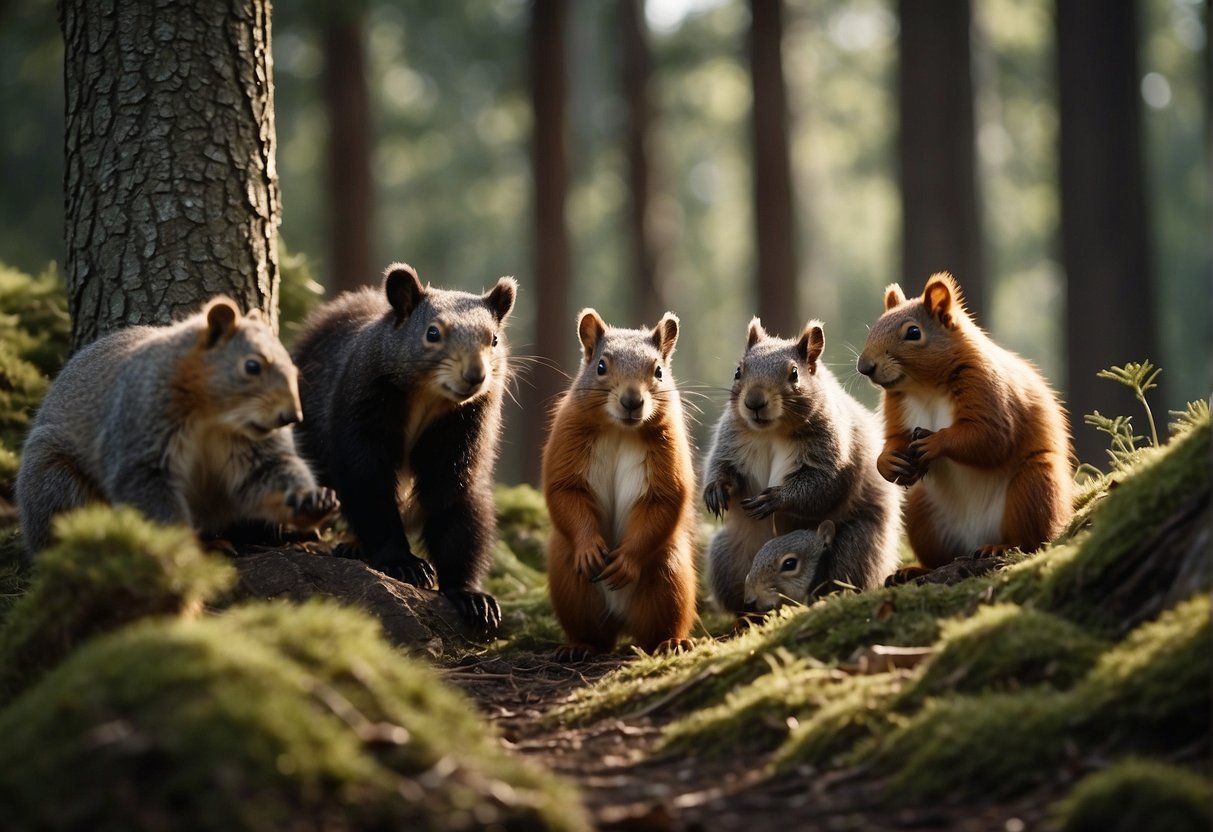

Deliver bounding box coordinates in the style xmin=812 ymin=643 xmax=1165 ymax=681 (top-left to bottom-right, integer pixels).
xmin=748 ymin=0 xmax=798 ymax=338
xmin=525 ymin=0 xmax=573 ymax=485
xmin=621 ymin=0 xmax=667 ymax=326
xmin=898 ymin=0 xmax=985 ymax=321
xmin=321 ymin=7 xmax=373 ymax=292
xmin=60 ymin=0 xmax=281 ymax=351
xmin=1056 ymin=0 xmax=1157 ymax=466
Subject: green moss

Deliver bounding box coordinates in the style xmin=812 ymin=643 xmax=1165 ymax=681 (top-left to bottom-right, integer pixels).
xmin=774 ymin=673 xmax=906 ymax=771
xmin=0 ymin=601 xmax=588 ymax=831
xmin=0 ymin=340 xmax=49 ymax=452
xmin=495 ymin=483 xmax=550 ymax=571
xmin=869 ymin=594 xmax=1211 ymax=801
xmin=0 ymin=506 xmax=234 ymax=702
xmin=0 ymin=260 xmax=70 ymax=377
xmin=277 ymin=243 xmax=326 ymax=348
xmin=896 ymin=604 xmax=1107 ymax=707
xmin=1055 ymin=758 xmax=1212 ymax=832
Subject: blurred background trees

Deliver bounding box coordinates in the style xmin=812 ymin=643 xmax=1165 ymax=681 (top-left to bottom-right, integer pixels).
xmin=1 ymin=0 xmax=1208 ymax=477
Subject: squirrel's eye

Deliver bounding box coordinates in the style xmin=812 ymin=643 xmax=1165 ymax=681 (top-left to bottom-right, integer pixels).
xmin=654 ymin=366 xmax=663 ymax=380
xmin=426 ymin=326 xmax=441 ymax=343
xmin=491 ymin=334 xmax=499 ymax=347
xmin=789 ymin=367 xmax=799 ymax=383
xmin=244 ymin=359 xmax=262 ymax=376
xmin=734 ymin=366 xmax=741 ymax=381
xmin=597 ymin=359 xmax=607 ymax=376
xmin=780 ymin=557 xmax=798 ymax=573
xmin=905 ymin=325 xmax=922 ymax=341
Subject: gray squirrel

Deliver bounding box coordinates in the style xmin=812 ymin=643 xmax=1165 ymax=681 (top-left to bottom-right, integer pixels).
xmin=744 ymin=521 xmax=841 ymax=612
xmin=703 ymin=317 xmax=901 ymax=614
xmin=17 ymin=297 xmax=337 ymax=558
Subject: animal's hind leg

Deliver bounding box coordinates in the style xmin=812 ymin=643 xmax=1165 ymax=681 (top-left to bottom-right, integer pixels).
xmin=548 ymin=533 xmax=619 ymax=659
xmin=627 ymin=554 xmax=696 ymax=655
xmin=15 ymin=436 xmax=103 ymax=560
xmin=998 ymin=454 xmax=1071 ymax=554
xmin=708 ymin=527 xmax=753 ymax=614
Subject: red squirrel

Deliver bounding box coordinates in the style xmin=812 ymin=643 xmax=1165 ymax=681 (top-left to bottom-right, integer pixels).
xmin=857 ymin=273 xmax=1074 ymax=569
xmin=542 ymin=309 xmax=698 ymax=660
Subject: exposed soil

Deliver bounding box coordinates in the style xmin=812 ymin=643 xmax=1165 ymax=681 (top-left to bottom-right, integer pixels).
xmin=445 ymin=652 xmax=1059 ymax=832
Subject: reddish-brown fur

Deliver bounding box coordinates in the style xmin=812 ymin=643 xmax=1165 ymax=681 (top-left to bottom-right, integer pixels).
xmin=858 ymin=273 xmax=1074 ymax=569
xmin=542 ymin=312 xmax=698 ymax=657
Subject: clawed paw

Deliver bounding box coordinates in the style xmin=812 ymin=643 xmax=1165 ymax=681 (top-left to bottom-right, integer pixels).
xmin=704 ymin=480 xmax=732 ymax=518
xmin=380 ymin=554 xmax=438 ymax=591
xmin=574 ymin=539 xmax=610 ymax=579
xmin=590 ymin=552 xmax=637 ymax=591
xmin=443 ymin=589 xmax=502 ymax=635
xmin=884 ymin=565 xmax=932 ymax=587
xmin=652 ymin=638 xmax=694 ymax=656
xmin=552 ymin=643 xmax=597 ymax=663
xmin=740 ymin=486 xmax=782 ymax=519
xmin=286 ymin=486 xmax=341 ymax=527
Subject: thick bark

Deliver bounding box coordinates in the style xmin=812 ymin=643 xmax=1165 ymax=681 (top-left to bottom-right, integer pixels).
xmin=748 ymin=0 xmax=798 ymax=339
xmin=898 ymin=0 xmax=985 ymax=321
xmin=1056 ymin=0 xmax=1157 ymax=466
xmin=322 ymin=16 xmax=373 ymax=293
xmin=524 ymin=0 xmax=573 ymax=486
xmin=61 ymin=0 xmax=281 ymax=352
xmin=621 ymin=0 xmax=665 ymax=326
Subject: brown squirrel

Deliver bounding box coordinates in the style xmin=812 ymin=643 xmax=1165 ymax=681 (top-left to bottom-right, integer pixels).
xmin=857 ymin=272 xmax=1074 ymax=569
xmin=542 ymin=309 xmax=698 ymax=660
xmin=703 ymin=318 xmax=901 ymax=614
xmin=17 ymin=298 xmax=338 ymax=558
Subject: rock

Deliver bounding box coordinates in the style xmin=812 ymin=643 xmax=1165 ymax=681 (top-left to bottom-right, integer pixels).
xmin=227 ymin=547 xmax=469 ymax=653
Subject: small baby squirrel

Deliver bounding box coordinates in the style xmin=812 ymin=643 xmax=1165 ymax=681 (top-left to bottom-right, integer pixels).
xmin=292 ymin=263 xmax=516 ymax=632
xmin=743 ymin=521 xmax=835 ymax=612
xmin=543 ymin=309 xmax=698 ymax=660
xmin=17 ymin=298 xmax=337 ymax=558
xmin=704 ymin=318 xmax=902 ymax=615
xmin=857 ymin=272 xmax=1074 ymax=568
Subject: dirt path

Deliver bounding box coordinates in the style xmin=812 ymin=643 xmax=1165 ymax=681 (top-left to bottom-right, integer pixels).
xmin=445 ymin=653 xmax=1054 ymax=831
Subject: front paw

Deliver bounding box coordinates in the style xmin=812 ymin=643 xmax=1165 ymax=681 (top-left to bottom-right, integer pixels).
xmin=741 ymin=486 xmax=783 ymax=519
xmin=704 ymin=479 xmax=733 ymax=518
xmin=908 ymin=427 xmax=943 ymax=466
xmin=573 ymin=537 xmax=609 ymax=579
xmin=590 ymin=551 xmax=639 ymax=591
xmin=285 ymin=486 xmax=341 ymax=529
xmin=375 ymin=551 xmax=438 ymax=590
xmin=443 ymin=589 xmax=502 ymax=634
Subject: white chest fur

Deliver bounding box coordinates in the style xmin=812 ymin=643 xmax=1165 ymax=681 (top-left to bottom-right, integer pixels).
xmin=902 ymin=391 xmax=1007 ymax=550
xmin=586 ymin=432 xmax=650 ymax=549
xmin=734 ymin=433 xmax=799 ymax=494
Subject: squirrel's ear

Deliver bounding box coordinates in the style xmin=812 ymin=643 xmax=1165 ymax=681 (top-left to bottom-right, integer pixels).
xmin=204 ymin=297 xmax=240 ymax=348
xmin=746 ymin=316 xmax=766 ymax=349
xmin=796 ymin=320 xmax=825 ymax=372
xmin=384 ymin=263 xmax=424 ymax=326
xmin=884 ymin=284 xmax=906 ymax=310
xmin=923 ymin=272 xmax=962 ymax=328
xmin=651 ymin=312 xmax=679 ymax=361
xmin=577 ymin=308 xmax=606 ymax=361
xmin=816 ymin=520 xmax=835 ymax=548
xmin=484 ymin=276 xmax=517 ymax=324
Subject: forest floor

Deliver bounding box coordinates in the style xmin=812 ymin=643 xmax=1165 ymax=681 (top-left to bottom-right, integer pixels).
xmin=445 ymin=649 xmax=1055 ymax=831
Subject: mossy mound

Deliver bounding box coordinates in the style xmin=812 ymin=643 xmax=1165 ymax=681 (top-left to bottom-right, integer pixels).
xmin=494 ymin=483 xmax=550 ymax=572
xmin=872 ymin=594 xmax=1210 ymax=801
xmin=0 ymin=506 xmax=234 ymax=702
xmin=0 ymin=600 xmax=587 ymax=831
xmin=1054 ymin=758 xmax=1212 ymax=832
xmin=895 ymin=603 xmax=1107 ymax=707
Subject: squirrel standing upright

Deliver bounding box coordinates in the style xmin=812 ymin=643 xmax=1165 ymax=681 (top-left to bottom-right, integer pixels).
xmin=857 ymin=272 xmax=1074 ymax=569
xmin=17 ymin=298 xmax=338 ymax=559
xmin=703 ymin=318 xmax=902 ymax=615
xmin=542 ymin=309 xmax=698 ymax=660
xmin=291 ymin=263 xmax=516 ymax=631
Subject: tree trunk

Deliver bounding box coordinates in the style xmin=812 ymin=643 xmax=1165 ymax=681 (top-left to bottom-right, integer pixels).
xmin=898 ymin=0 xmax=985 ymax=321
xmin=748 ymin=0 xmax=798 ymax=338
xmin=1056 ymin=0 xmax=1157 ymax=466
xmin=525 ymin=0 xmax=573 ymax=486
xmin=322 ymin=14 xmax=373 ymax=293
xmin=621 ymin=0 xmax=665 ymax=326
xmin=61 ymin=0 xmax=281 ymax=352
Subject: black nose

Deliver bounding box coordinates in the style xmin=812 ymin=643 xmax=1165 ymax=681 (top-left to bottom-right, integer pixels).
xmin=743 ymin=601 xmax=758 ymax=614
xmin=463 ymin=367 xmax=486 ymax=387
xmin=278 ymin=410 xmax=301 ymax=427
xmin=857 ymin=357 xmax=876 ymax=377
xmin=620 ymin=389 xmax=644 ymax=413
xmin=744 ymin=392 xmax=767 ymax=414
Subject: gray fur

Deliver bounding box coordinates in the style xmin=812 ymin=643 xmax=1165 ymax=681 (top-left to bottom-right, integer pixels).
xmin=17 ymin=300 xmax=324 ymax=559
xmin=704 ymin=318 xmax=901 ymax=613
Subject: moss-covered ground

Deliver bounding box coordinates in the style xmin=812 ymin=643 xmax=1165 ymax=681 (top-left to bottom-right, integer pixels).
xmin=0 ymin=260 xmax=1208 ymax=828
